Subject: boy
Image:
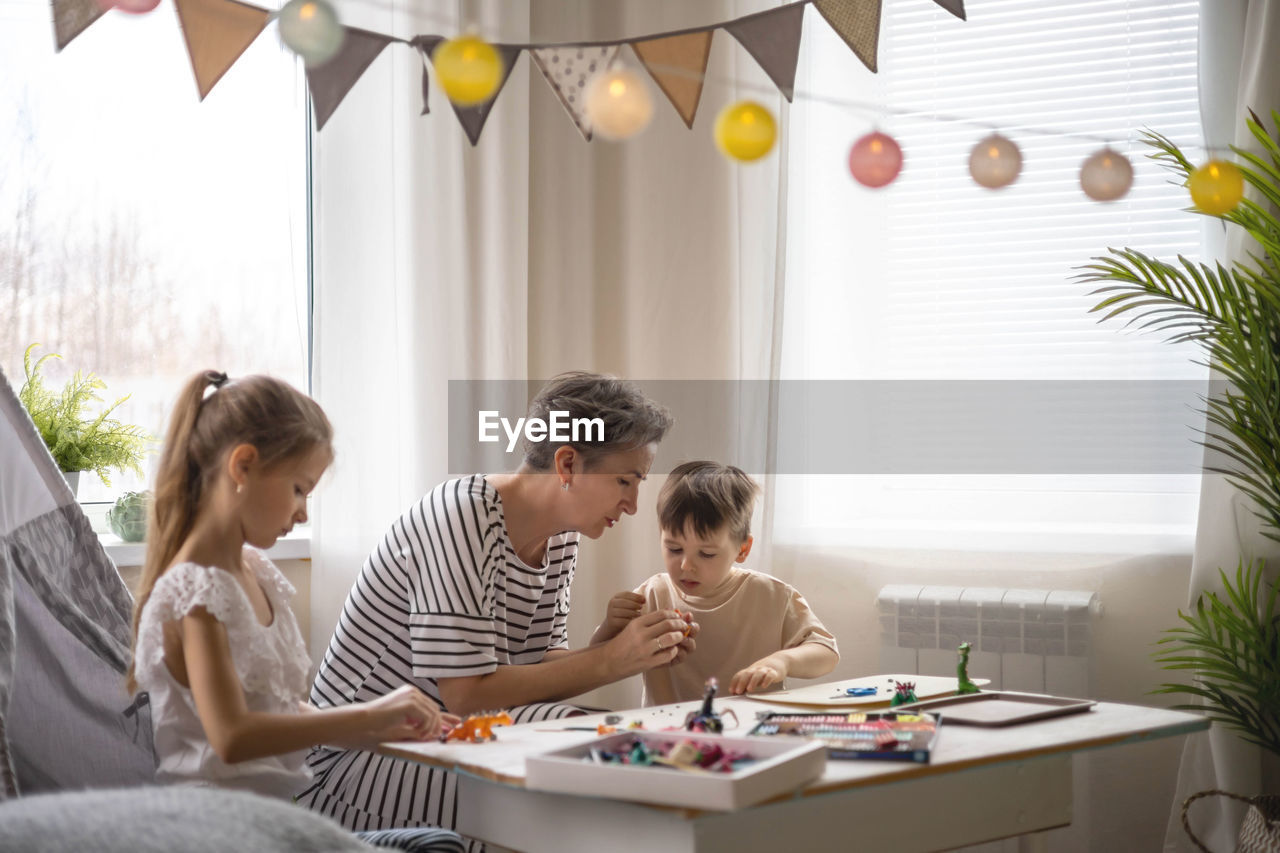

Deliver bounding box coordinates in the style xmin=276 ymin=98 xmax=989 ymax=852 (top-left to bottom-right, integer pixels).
xmin=592 ymin=461 xmax=839 ymax=705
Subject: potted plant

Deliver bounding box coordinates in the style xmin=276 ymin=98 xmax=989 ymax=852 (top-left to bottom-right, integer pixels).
xmin=17 ymin=343 xmax=153 ymax=495
xmin=1077 ymin=110 xmax=1280 ymax=846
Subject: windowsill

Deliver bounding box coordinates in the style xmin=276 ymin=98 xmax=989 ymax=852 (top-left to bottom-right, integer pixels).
xmin=101 ymin=528 xmax=313 ymax=568
xmin=772 ymin=522 xmax=1196 ymax=556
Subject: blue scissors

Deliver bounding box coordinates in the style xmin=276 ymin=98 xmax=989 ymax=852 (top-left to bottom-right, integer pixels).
xmin=831 ymin=686 xmax=878 ymax=697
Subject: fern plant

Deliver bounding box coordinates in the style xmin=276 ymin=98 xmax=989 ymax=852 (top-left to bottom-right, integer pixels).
xmin=1076 ymin=110 xmax=1280 ymax=756
xmin=17 ymin=343 xmax=153 ymax=487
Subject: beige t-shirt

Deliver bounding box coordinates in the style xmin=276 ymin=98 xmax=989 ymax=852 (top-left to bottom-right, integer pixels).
xmin=636 ymin=567 xmax=839 ymax=706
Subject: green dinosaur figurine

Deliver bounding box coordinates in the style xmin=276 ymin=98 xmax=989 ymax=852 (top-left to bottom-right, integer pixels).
xmin=957 ymin=641 xmax=981 ymax=694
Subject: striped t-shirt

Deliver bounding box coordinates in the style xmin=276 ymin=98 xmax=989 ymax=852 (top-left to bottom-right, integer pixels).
xmin=299 ymin=475 xmax=580 ymax=833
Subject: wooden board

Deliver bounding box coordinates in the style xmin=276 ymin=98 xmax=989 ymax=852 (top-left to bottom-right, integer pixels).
xmin=743 ymin=673 xmax=991 ymax=708
xmin=896 ymin=692 xmax=1096 ymax=726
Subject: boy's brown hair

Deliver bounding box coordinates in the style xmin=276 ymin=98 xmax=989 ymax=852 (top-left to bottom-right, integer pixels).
xmin=657 ymin=461 xmax=760 ymax=543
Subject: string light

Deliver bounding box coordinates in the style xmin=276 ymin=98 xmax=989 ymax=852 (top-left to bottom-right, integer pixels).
xmin=848 ymin=130 xmax=903 ymax=188
xmin=278 ymin=0 xmax=345 ymax=67
xmin=433 ymin=34 xmax=503 ymax=107
xmin=714 ymin=101 xmax=777 ymax=163
xmin=97 ymin=0 xmax=162 ymax=14
xmin=968 ymin=133 xmax=1022 ymax=189
xmin=584 ymin=67 xmax=655 ymax=141
xmin=1079 ymin=147 xmax=1134 ymax=202
xmin=1188 ymin=159 xmax=1244 ymax=215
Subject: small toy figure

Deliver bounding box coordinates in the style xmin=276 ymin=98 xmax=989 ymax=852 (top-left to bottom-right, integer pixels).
xmin=683 ymin=677 xmax=739 ymax=733
xmin=889 ymin=680 xmax=918 ymax=707
xmin=957 ymin=641 xmax=982 ymax=695
xmin=444 ymin=711 xmax=513 ymax=743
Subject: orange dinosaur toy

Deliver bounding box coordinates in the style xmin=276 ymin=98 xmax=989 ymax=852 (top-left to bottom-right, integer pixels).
xmin=445 ymin=711 xmax=514 ymax=743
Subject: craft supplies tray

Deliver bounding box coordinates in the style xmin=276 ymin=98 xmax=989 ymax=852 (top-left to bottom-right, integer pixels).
xmin=896 ymin=691 xmax=1096 ymax=726
xmin=524 ymin=731 xmax=826 ymax=811
xmin=748 ymin=711 xmax=939 ymax=763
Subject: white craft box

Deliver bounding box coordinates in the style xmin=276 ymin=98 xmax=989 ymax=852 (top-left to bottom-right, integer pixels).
xmin=524 ymin=731 xmax=827 ymax=811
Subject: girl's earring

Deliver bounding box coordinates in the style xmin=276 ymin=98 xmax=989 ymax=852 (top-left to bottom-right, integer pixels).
xmin=236 ymin=483 xmax=243 ymax=495
xmin=561 ymin=481 xmax=569 ymax=491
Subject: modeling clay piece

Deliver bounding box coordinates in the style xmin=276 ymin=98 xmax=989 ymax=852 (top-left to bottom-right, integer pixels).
xmin=444 ymin=711 xmax=514 ymax=743
xmin=957 ymin=641 xmax=982 ymax=694
xmin=683 ymin=677 xmax=739 ymax=733
xmin=889 ymin=681 xmax=918 ymax=707
xmin=679 ymin=610 xmax=694 ymax=636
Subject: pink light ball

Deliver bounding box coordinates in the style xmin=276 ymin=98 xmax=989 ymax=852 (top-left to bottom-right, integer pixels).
xmin=1079 ymin=147 xmax=1134 ymax=202
xmin=969 ymin=133 xmax=1022 ymax=189
xmin=848 ymin=131 xmax=903 ymax=188
xmin=97 ymin=0 xmax=162 ymax=13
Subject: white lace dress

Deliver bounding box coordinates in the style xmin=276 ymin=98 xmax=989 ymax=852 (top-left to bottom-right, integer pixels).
xmin=134 ymin=547 xmax=314 ymax=799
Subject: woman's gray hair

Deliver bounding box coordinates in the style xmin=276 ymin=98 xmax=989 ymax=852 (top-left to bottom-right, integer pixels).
xmin=522 ymin=372 xmax=673 ymax=470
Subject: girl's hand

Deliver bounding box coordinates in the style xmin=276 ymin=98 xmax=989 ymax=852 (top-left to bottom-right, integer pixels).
xmin=604 ymin=610 xmax=689 ymax=677
xmin=357 ymin=685 xmax=459 ymax=746
xmin=590 ymin=591 xmax=645 ymax=644
xmin=730 ymin=656 xmax=789 ymax=695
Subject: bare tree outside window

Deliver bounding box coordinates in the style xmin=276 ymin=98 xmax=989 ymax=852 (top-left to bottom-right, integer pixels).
xmin=1 ymin=0 xmax=308 ymax=506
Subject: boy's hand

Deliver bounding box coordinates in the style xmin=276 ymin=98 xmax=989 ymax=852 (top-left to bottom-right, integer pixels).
xmin=668 ymin=616 xmax=699 ymax=666
xmin=590 ymin=591 xmax=645 ymax=644
xmin=730 ymin=655 xmax=789 ymax=695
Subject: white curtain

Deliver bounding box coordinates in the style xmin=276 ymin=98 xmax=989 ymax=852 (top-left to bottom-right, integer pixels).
xmin=309 ymin=0 xmax=532 ymax=653
xmin=1165 ymin=2 xmax=1280 ymax=850
xmin=308 ymin=0 xmax=788 ymax=708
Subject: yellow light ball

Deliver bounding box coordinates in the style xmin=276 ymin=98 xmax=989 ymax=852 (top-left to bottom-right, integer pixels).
xmin=1188 ymin=159 xmax=1244 ymax=215
xmin=714 ymin=101 xmax=777 ymax=163
xmin=433 ymin=35 xmax=503 ymax=107
xmin=584 ymin=68 xmax=654 ymax=141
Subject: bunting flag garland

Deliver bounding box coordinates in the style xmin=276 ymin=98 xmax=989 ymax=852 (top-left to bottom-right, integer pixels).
xmin=411 ymin=36 xmax=443 ymax=115
xmin=724 ymin=4 xmax=807 ymax=103
xmin=530 ymin=45 xmax=621 ymax=142
xmin=630 ymin=31 xmax=714 ymax=129
xmin=50 ymin=0 xmax=970 ymax=142
xmin=814 ymin=0 xmax=883 ymax=73
xmin=172 ymin=0 xmax=270 ymax=100
xmin=51 ymin=0 xmax=105 ymax=52
xmin=932 ymin=0 xmax=967 ymax=20
xmin=307 ymin=26 xmax=397 ymax=130
xmin=448 ymin=44 xmax=522 ymax=145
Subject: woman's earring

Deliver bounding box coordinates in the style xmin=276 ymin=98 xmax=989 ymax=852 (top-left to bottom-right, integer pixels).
xmin=236 ymin=483 xmax=243 ymax=495
xmin=561 ymin=481 xmax=569 ymax=491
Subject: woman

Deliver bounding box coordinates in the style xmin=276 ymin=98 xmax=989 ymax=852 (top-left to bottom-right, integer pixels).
xmin=298 ymin=372 xmax=691 ymax=838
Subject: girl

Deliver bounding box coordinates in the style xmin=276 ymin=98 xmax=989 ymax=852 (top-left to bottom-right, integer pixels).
xmin=129 ymin=370 xmax=461 ymax=852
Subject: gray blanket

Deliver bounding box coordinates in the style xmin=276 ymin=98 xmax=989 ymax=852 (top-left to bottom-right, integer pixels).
xmin=0 ymin=786 xmax=375 ymax=852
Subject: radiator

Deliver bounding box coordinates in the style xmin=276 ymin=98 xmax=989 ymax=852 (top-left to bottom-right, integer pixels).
xmin=877 ymin=585 xmax=1102 ymax=852
xmin=876 ymin=584 xmax=1101 ymax=697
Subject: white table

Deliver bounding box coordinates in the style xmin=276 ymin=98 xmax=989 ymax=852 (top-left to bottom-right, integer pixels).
xmin=381 ymin=688 xmax=1206 ymax=853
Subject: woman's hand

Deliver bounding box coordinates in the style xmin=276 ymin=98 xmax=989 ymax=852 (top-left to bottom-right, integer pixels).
xmin=590 ymin=591 xmax=645 ymax=645
xmin=604 ymin=609 xmax=691 ymax=677
xmin=730 ymin=655 xmax=789 ymax=695
xmin=354 ymin=685 xmax=460 ymax=747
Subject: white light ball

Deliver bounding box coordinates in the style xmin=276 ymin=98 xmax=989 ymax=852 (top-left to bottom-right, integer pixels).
xmin=584 ymin=68 xmax=654 ymax=141
xmin=969 ymin=133 xmax=1022 ymax=189
xmin=1079 ymin=147 xmax=1134 ymax=202
xmin=278 ymin=0 xmax=345 ymax=67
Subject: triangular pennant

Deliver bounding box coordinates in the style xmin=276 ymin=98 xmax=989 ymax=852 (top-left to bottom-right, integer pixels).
xmin=931 ymin=0 xmax=966 ymax=20
xmin=530 ymin=45 xmax=620 ymax=142
xmin=814 ymin=0 xmax=883 ymax=73
xmin=50 ymin=0 xmax=106 ymax=52
xmin=630 ymin=31 xmax=713 ymax=129
xmin=445 ymin=44 xmax=522 ymax=146
xmin=172 ymin=0 xmax=270 ymax=100
xmin=307 ymin=27 xmax=396 ymax=130
xmin=412 ymin=36 xmax=443 ymax=116
xmin=724 ymin=4 xmax=806 ymax=103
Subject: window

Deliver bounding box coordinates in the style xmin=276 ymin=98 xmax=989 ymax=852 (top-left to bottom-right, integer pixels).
xmin=1 ymin=1 xmax=309 ymax=508
xmin=777 ymin=0 xmax=1203 ymax=550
